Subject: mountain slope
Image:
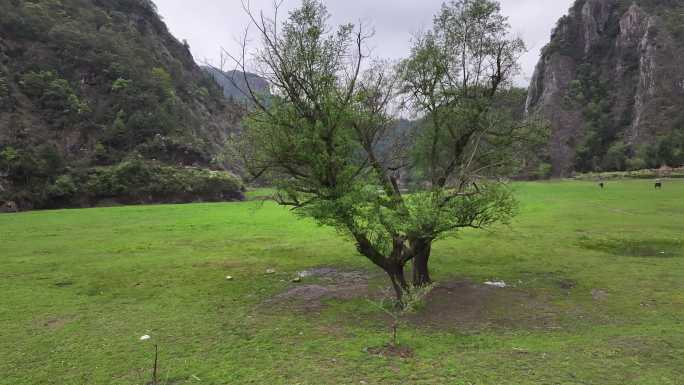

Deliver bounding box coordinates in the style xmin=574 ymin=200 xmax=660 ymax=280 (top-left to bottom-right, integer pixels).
xmin=202 ymin=67 xmax=270 ymax=101
xmin=527 ymin=0 xmax=684 ymax=176
xmin=0 ymin=0 xmax=245 ymax=209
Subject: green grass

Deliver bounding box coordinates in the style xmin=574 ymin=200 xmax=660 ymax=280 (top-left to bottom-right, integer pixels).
xmin=1 ymin=180 xmax=683 ymax=384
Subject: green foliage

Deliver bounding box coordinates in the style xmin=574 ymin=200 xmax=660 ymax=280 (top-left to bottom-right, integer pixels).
xmin=149 ymin=67 xmax=176 ymax=101
xmin=543 ymin=14 xmax=582 ymax=58
xmin=111 ymin=78 xmax=131 ymax=92
xmin=80 ymin=160 xmax=244 ymax=204
xmin=566 ymin=64 xmax=624 ymax=172
xmin=535 ymin=162 xmax=553 ymax=179
xmin=0 ymin=1 xmax=56 ymax=40
xmin=634 ymin=130 xmax=684 ymax=168
xmin=19 ymin=70 xmax=58 ymax=99
xmin=19 ymin=70 xmax=90 ymax=124
xmin=0 ymin=0 xmax=237 ymax=207
xmin=0 ymin=146 xmax=19 ymax=166
xmin=1 ymin=144 xmax=64 ymax=182
xmin=46 ymin=174 xmax=78 ymax=198
xmin=603 ymin=141 xmax=628 ymax=171
xmin=575 ymin=166 xmax=684 ymax=180
xmin=1 ymin=143 xmax=243 ymax=208
xmin=106 ymin=110 xmax=128 ymax=143
xmin=0 ymin=143 xmax=66 ymax=207
xmin=626 ymin=156 xmax=648 ymax=171
xmin=235 ymin=0 xmax=537 ymax=302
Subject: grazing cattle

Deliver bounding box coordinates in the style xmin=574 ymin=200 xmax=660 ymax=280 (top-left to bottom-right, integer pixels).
xmin=598 ymin=182 xmax=605 ymax=189
xmin=655 ymin=179 xmax=663 ymax=189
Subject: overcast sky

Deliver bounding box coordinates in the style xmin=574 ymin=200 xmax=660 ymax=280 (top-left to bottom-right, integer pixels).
xmin=154 ymin=0 xmax=575 ymax=85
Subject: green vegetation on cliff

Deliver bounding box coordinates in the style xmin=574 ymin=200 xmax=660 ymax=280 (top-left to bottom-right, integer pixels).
xmin=528 ymin=0 xmax=684 ymax=175
xmin=0 ymin=0 xmax=244 ymax=209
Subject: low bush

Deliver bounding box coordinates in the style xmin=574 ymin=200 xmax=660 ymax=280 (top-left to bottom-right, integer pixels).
xmin=77 ymin=159 xmax=245 ymax=206
xmin=574 ymin=167 xmax=684 ymax=180
xmin=1 ymin=159 xmax=245 ymax=210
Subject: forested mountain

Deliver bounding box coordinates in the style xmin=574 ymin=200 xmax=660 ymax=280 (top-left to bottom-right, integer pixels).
xmin=0 ymin=0 xmax=245 ymax=210
xmin=527 ymin=0 xmax=684 ymax=176
xmin=202 ymin=67 xmax=269 ymax=102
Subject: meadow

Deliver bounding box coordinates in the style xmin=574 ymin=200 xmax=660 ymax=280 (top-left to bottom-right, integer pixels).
xmin=1 ymin=180 xmax=683 ymax=385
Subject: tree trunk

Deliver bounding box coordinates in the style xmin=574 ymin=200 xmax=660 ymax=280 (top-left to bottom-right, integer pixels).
xmin=412 ymin=239 xmax=432 ymax=287
xmin=386 ymin=263 xmax=409 ymax=305
xmin=351 ymin=231 xmax=410 ymax=306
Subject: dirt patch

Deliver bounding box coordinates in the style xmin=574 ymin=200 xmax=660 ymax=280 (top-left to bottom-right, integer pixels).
xmin=557 ymin=278 xmax=577 ymax=290
xmin=267 ymin=267 xmax=375 ymax=310
xmin=297 ymin=267 xmax=369 ymax=283
xmin=191 ymin=260 xmax=244 ymax=269
xmin=366 ymin=344 xmax=414 ymax=359
xmin=592 ymin=289 xmax=609 ymax=301
xmin=277 ymin=285 xmax=337 ymax=301
xmin=38 ymin=316 xmax=74 ymax=330
xmin=268 ymin=272 xmax=566 ymax=331
xmin=405 ymin=280 xmax=560 ymax=331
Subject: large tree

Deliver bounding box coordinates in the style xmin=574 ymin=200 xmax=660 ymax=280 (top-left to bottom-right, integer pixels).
xmin=229 ymin=0 xmax=542 ymax=305
xmin=400 ymin=0 xmax=538 ymax=286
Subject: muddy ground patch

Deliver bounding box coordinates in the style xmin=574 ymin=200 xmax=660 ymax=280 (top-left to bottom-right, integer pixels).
xmin=265 ymin=267 xmax=381 ymax=311
xmin=404 ymin=280 xmax=562 ymax=331
xmin=267 ymin=268 xmax=565 ymax=331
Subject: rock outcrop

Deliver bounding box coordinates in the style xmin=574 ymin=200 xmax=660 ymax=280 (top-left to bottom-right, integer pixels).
xmin=527 ymin=0 xmax=684 ymax=175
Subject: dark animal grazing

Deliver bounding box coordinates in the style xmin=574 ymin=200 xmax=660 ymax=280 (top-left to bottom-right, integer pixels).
xmin=655 ymin=180 xmax=663 ymax=189
xmin=598 ymin=182 xmax=604 ymax=189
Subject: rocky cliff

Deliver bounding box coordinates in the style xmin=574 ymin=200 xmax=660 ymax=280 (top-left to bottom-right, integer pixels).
xmin=527 ymin=0 xmax=684 ymax=176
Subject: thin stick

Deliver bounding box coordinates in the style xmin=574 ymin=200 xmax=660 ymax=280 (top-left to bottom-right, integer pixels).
xmin=392 ymin=322 xmax=398 ymax=346
xmin=152 ymin=344 xmax=158 ymax=385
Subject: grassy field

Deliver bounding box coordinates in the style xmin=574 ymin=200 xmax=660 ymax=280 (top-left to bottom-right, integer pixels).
xmin=1 ymin=180 xmax=683 ymax=385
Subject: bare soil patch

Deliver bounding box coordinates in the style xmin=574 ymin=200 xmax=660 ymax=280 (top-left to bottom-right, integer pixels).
xmin=37 ymin=316 xmax=75 ymax=330
xmin=591 ymin=289 xmax=609 ymax=301
xmin=267 ymin=267 xmax=377 ymax=311
xmin=405 ymin=280 xmax=561 ymax=331
xmin=191 ymin=259 xmax=244 ymax=269
xmin=366 ymin=344 xmax=414 ymax=359
xmin=268 ymin=270 xmax=564 ymax=331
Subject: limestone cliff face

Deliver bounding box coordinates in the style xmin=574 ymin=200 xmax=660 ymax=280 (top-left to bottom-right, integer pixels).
xmin=527 ymin=0 xmax=684 ymax=175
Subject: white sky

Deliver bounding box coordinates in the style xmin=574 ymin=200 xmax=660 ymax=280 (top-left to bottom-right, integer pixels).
xmin=154 ymin=0 xmax=576 ymax=85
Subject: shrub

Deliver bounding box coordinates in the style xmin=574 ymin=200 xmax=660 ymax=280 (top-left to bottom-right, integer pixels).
xmin=82 ymin=160 xmax=244 ymax=204
xmin=19 ymin=70 xmax=89 ymax=120
xmin=627 ymin=157 xmax=647 ymax=171
xmin=0 ymin=146 xmax=19 ymax=171
xmin=47 ymin=175 xmax=78 ymax=198
xmin=111 ymin=78 xmax=131 ymax=92
xmin=534 ymin=162 xmax=553 ymax=179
